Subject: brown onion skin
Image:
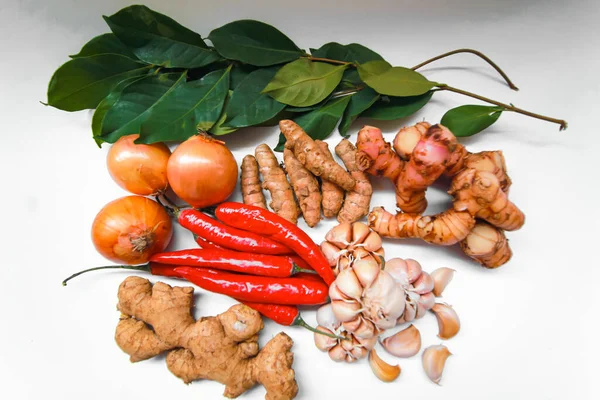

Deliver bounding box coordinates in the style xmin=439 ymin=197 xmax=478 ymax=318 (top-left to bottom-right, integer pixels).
xmin=91 ymin=196 xmax=173 ymax=264
xmin=167 ymin=135 xmax=238 ymax=208
xmin=106 ymin=134 xmax=171 ymax=195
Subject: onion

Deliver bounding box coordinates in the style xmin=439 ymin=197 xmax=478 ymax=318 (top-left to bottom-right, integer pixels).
xmin=91 ymin=196 xmax=172 ymax=264
xmin=106 ymin=134 xmax=171 ymax=195
xmin=167 ymin=135 xmax=238 ymax=208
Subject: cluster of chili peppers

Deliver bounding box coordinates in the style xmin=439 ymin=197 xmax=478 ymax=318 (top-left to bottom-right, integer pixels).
xmin=63 ymin=202 xmax=338 ymax=336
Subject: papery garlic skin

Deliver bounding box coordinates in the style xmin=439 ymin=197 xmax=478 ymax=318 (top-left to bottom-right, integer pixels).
xmin=381 ymin=324 xmax=421 ymax=358
xmin=422 ymin=344 xmax=452 ymax=384
xmin=431 ymin=267 xmax=455 ymax=297
xmin=431 ymin=303 xmax=460 ymax=339
xmin=369 ymin=348 xmax=401 ymax=382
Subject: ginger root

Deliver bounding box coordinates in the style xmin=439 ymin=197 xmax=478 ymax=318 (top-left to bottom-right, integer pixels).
xmin=241 ymin=155 xmax=268 ymax=209
xmin=255 ymin=144 xmax=300 ymax=224
xmin=315 ymin=140 xmax=344 ymax=218
xmin=356 ymin=125 xmax=403 ymax=181
xmin=368 ymin=206 xmax=475 ymax=246
xmin=460 ymin=221 xmax=512 ymax=268
xmin=335 ymin=139 xmax=372 ymax=223
xmin=283 ymin=148 xmax=322 ymax=227
xmin=115 ymin=276 xmax=298 ymax=400
xmin=280 ymin=120 xmax=356 ymax=191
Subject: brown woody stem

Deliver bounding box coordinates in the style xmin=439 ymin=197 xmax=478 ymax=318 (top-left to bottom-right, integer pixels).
xmin=412 ymin=48 xmax=519 ymax=91
xmin=437 ymin=85 xmax=568 ymax=130
xmin=303 ymin=56 xmax=352 ymax=66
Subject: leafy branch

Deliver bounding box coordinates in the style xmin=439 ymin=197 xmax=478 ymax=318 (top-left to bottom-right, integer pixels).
xmin=44 ymin=4 xmax=567 ymax=147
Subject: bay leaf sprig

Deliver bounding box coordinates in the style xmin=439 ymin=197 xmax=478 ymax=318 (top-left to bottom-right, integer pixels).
xmin=45 ymin=4 xmax=567 ymax=148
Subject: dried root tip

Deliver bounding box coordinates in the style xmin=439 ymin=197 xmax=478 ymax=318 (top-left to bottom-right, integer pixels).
xmin=430 ymin=268 xmax=455 ymax=297
xmin=369 ymin=348 xmax=401 ymax=382
xmin=430 ymin=303 xmax=460 ymax=340
xmin=315 ymin=140 xmax=344 ymax=218
xmin=255 ymin=144 xmax=299 ymax=224
xmin=460 ymin=221 xmax=512 ymax=268
xmin=381 ymin=324 xmax=421 ymax=358
xmin=335 ymin=139 xmax=373 ymax=223
xmin=283 ymin=148 xmax=322 ymax=227
xmin=393 ymin=122 xmax=430 ymax=160
xmin=240 ymin=155 xmax=267 ymax=209
xmin=422 ymin=344 xmax=452 ymax=385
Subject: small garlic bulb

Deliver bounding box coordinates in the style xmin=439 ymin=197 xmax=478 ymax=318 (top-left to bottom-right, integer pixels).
xmin=314 ymin=304 xmax=377 ymax=363
xmin=321 ymin=221 xmax=384 ymax=275
xmin=422 ymin=344 xmax=452 ymax=384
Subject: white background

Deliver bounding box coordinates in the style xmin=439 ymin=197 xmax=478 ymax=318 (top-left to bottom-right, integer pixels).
xmin=1 ymin=0 xmax=598 ymax=399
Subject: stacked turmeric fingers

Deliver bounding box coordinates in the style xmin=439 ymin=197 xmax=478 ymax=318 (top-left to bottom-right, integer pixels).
xmin=239 ymin=120 xmax=372 ymax=227
xmin=357 ymin=123 xmax=524 ymax=268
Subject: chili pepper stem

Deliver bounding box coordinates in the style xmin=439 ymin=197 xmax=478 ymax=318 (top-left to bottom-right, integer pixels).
xmin=293 ymin=315 xmax=348 ymax=340
xmin=62 ymin=264 xmax=151 ymax=286
xmin=155 ymin=195 xmax=179 ymax=218
xmin=291 ymin=263 xmax=318 ymax=276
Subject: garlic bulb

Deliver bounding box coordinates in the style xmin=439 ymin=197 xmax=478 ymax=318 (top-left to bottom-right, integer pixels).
xmin=321 ymin=221 xmax=384 ymax=275
xmin=422 ymin=344 xmax=452 ymax=384
xmin=385 ymin=258 xmax=435 ymax=324
xmin=314 ymin=304 xmax=377 ymax=363
xmin=329 ymin=257 xmax=406 ymax=338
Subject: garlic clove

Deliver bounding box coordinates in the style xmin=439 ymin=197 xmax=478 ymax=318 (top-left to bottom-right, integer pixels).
xmin=328 ymin=344 xmax=348 ymax=362
xmin=316 ymin=304 xmax=340 ymax=331
xmin=384 ymin=258 xmax=410 ymax=286
xmin=363 ymin=231 xmax=383 ymax=252
xmin=431 ymin=267 xmax=455 ymax=297
xmin=381 ymin=324 xmax=421 ymax=358
xmin=369 ymin=348 xmax=401 ymax=382
xmin=422 ymin=344 xmax=452 ymax=384
xmin=325 ymin=222 xmax=352 ymax=249
xmin=314 ymin=326 xmax=337 ymax=351
xmin=350 ymin=318 xmax=378 ymax=339
xmin=357 ymin=335 xmax=378 ymax=351
xmin=401 ymin=301 xmax=417 ymax=323
xmin=416 ymin=301 xmax=428 ymax=319
xmin=331 ymin=299 xmax=362 ymax=322
xmin=335 ymin=268 xmax=363 ymax=299
xmin=431 ymin=303 xmax=460 ymax=339
xmin=412 ymin=271 xmax=434 ymax=294
xmin=406 ymin=259 xmax=423 ymax=283
xmin=350 ymin=345 xmax=368 ymax=360
xmin=352 ymin=246 xmax=371 ymax=261
xmin=351 ymin=222 xmax=371 ymax=245
xmin=329 ymin=282 xmax=351 ymax=301
xmin=320 ymin=241 xmax=344 ymax=267
xmin=418 ymin=291 xmax=436 ymax=311
xmin=352 ymin=258 xmax=381 ymax=288
xmin=335 ymin=256 xmax=351 ymax=275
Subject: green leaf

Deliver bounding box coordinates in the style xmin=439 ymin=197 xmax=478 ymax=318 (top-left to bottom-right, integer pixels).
xmin=263 ymin=59 xmax=348 ymax=107
xmin=210 ymin=91 xmax=237 ymax=136
xmin=92 ymin=75 xmax=145 ymax=144
xmin=104 ymin=5 xmax=221 ymax=68
xmin=342 ymin=69 xmax=362 ymax=86
xmin=225 ymin=67 xmax=286 ymax=128
xmin=361 ymin=91 xmax=433 ymax=120
xmin=136 ymin=68 xmax=231 ymax=143
xmin=96 ymin=72 xmax=186 ymax=143
xmin=70 ymin=33 xmax=138 ymax=60
xmin=310 ymin=42 xmax=383 ymax=64
xmin=208 ymin=20 xmax=304 ymax=66
xmin=338 ymin=88 xmax=380 ymax=136
xmin=46 ymin=54 xmax=151 ymax=111
xmin=274 ymin=95 xmax=352 ymax=151
xmin=441 ymin=105 xmax=504 ymax=137
xmin=358 ymin=60 xmax=437 ymax=96
xmin=230 ymin=64 xmax=258 ymax=90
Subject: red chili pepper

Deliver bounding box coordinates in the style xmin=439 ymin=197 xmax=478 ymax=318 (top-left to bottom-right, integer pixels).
xmin=174 ymin=267 xmax=329 ymax=305
xmin=151 ymin=249 xmax=311 ymax=278
xmin=215 ymin=202 xmax=335 ymax=285
xmin=193 ymin=233 xmax=226 ymax=250
xmin=177 ymin=208 xmax=292 ymax=255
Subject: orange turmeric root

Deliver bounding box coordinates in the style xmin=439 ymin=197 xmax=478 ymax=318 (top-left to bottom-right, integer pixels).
xmin=368 ymin=206 xmax=475 ymax=246
xmin=315 ymin=140 xmax=344 ymax=218
xmin=115 ymin=277 xmax=298 ymax=400
xmin=241 ymin=155 xmax=267 ymax=209
xmin=283 ymin=148 xmax=322 ymax=227
xmin=460 ymin=221 xmax=512 ymax=268
xmin=335 ymin=139 xmax=372 ymax=223
xmin=450 ymin=168 xmax=524 ymax=231
xmin=280 ymin=120 xmax=355 ymax=191
xmin=255 ymin=144 xmax=300 ymax=224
